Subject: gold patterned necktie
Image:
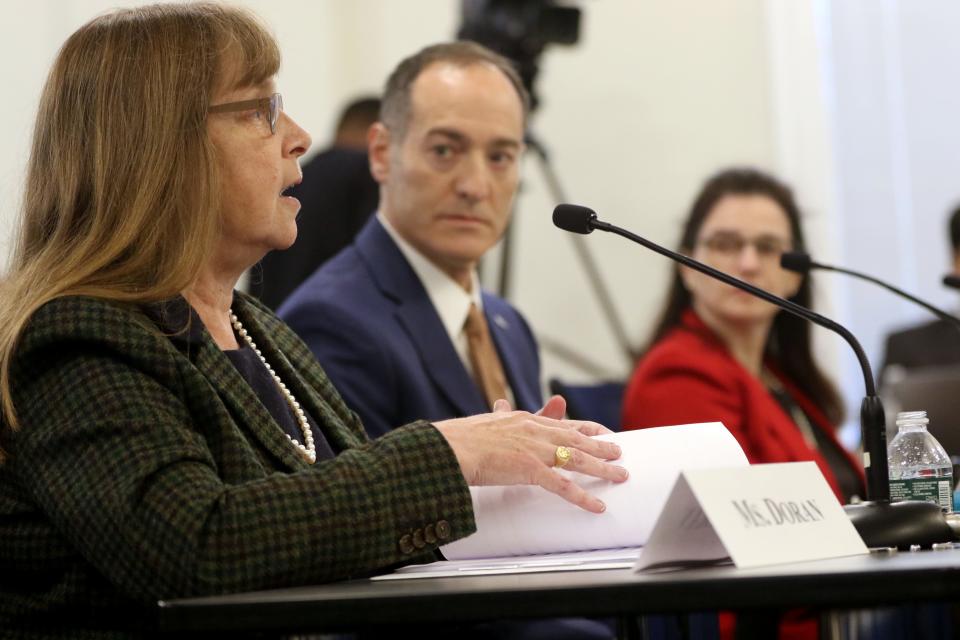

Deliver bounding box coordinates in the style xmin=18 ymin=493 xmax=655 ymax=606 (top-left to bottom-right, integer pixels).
xmin=464 ymin=303 xmax=509 ymax=409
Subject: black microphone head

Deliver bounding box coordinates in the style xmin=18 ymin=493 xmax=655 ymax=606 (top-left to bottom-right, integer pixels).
xmin=552 ymin=204 xmax=597 ymax=235
xmin=943 ymin=274 xmax=960 ymax=291
xmin=780 ymin=251 xmax=813 ymax=273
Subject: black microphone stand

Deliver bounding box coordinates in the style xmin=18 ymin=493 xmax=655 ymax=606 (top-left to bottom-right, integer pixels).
xmin=782 ymin=252 xmax=960 ymax=332
xmin=558 ymin=205 xmax=957 ymax=548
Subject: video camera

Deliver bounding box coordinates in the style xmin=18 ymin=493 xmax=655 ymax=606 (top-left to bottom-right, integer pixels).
xmin=458 ymin=0 xmax=582 ymax=111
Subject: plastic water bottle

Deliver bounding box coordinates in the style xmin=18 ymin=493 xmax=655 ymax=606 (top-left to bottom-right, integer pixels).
xmin=888 ymin=411 xmax=953 ymax=512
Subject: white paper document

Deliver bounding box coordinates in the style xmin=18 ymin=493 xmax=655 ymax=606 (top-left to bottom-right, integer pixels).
xmin=439 ymin=422 xmax=749 ymax=561
xmin=372 ymin=547 xmax=642 ymax=581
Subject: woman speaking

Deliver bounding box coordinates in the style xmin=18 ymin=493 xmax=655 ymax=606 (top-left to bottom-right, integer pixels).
xmin=0 ymin=4 xmax=626 ymax=636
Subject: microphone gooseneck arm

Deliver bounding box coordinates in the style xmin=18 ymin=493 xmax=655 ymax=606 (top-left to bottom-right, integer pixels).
xmin=782 ymin=252 xmax=960 ymax=332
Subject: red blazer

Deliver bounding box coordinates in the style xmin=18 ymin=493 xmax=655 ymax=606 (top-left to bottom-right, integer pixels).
xmin=622 ymin=309 xmax=864 ymax=502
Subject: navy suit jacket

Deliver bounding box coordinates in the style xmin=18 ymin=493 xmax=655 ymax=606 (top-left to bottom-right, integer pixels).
xmin=279 ymin=217 xmax=543 ymax=438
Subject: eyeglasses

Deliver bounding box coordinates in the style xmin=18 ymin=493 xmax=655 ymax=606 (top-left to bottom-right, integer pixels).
xmin=697 ymin=232 xmax=791 ymax=261
xmin=208 ymin=93 xmax=283 ymax=135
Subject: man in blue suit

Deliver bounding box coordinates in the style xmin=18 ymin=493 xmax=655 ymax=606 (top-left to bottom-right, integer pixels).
xmin=281 ymin=43 xmax=616 ymax=640
xmin=280 ymin=42 xmax=544 ymax=438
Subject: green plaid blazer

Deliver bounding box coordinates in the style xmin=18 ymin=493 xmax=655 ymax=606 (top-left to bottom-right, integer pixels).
xmin=0 ymin=293 xmax=475 ymax=638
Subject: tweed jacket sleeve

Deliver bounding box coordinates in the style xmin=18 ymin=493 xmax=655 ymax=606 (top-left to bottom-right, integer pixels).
xmin=2 ymin=294 xmax=475 ymax=603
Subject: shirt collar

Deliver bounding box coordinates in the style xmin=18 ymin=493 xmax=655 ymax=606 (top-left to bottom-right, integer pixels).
xmin=378 ymin=211 xmax=482 ymax=340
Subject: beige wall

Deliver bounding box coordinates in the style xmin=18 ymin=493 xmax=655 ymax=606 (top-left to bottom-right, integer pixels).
xmin=6 ymin=0 xmax=960 ymax=445
xmin=0 ymin=0 xmax=778 ymax=388
xmin=0 ymin=0 xmax=774 ymax=388
xmin=509 ymin=0 xmax=776 ymax=382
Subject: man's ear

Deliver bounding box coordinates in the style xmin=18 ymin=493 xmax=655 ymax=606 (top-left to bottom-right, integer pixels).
xmin=368 ymin=122 xmax=391 ymax=185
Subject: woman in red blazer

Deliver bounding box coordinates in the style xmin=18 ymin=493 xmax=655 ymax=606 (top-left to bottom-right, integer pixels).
xmin=622 ymin=167 xmax=863 ymax=502
xmin=622 ymin=168 xmax=865 ymax=639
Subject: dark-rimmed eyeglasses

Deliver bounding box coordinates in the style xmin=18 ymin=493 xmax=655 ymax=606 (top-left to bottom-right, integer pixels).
xmin=208 ymin=93 xmax=283 ymax=135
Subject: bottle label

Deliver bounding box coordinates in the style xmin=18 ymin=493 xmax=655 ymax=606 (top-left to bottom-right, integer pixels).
xmin=889 ymin=478 xmax=953 ymax=512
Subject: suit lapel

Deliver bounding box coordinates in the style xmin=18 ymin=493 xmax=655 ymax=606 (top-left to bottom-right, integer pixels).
xmin=231 ymin=298 xmax=362 ymax=454
xmin=356 ymin=218 xmax=487 ymax=416
xmin=190 ymin=333 xmax=309 ymax=473
xmin=147 ymin=297 xmax=308 ymax=472
xmin=396 ymin=296 xmax=488 ymax=415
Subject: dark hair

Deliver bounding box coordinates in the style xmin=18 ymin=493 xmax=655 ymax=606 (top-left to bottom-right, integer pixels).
xmin=380 ymin=41 xmax=529 ymax=140
xmin=335 ymin=96 xmax=381 ymax=136
xmin=949 ymin=204 xmax=960 ymax=253
xmin=645 ymin=167 xmax=845 ymax=424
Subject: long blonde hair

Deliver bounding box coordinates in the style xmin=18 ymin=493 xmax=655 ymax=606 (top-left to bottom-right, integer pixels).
xmin=0 ymin=3 xmax=280 ymax=439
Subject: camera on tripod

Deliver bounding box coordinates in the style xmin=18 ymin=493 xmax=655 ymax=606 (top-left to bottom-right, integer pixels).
xmin=458 ymin=0 xmax=582 ymax=111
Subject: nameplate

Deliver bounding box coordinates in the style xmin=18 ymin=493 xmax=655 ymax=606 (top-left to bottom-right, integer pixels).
xmin=634 ymin=462 xmax=867 ymax=571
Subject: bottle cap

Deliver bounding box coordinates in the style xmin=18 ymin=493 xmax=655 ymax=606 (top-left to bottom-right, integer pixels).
xmin=895 ymin=410 xmax=929 ymax=427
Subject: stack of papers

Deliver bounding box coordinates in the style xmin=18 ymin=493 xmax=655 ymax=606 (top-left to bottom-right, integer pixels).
xmin=376 ymin=422 xmax=748 ymax=580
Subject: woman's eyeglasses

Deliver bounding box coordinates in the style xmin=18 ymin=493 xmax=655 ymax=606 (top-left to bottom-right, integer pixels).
xmin=208 ymin=93 xmax=283 ymax=135
xmin=697 ymin=232 xmax=791 ymax=261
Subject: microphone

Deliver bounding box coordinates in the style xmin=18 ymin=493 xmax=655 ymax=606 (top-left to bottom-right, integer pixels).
xmin=781 ymin=251 xmax=960 ymax=331
xmin=553 ymin=203 xmax=957 ymax=548
xmin=943 ymin=274 xmax=960 ymax=291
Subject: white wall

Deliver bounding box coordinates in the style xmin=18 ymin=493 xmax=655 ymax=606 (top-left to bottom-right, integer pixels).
xmin=0 ymin=0 xmax=459 ymax=262
xmin=508 ymin=0 xmax=776 ymax=382
xmin=827 ymin=1 xmax=960 ymax=365
xmin=3 ymin=0 xmax=957 ymax=438
xmin=0 ymin=0 xmax=776 ymax=375
xmin=767 ymin=1 xmax=960 ymax=440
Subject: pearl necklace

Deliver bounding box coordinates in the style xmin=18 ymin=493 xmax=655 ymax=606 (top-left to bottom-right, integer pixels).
xmin=229 ymin=311 xmax=316 ymax=464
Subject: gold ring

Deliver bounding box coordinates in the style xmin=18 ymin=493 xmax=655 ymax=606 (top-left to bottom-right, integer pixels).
xmin=554 ymin=445 xmax=572 ymax=468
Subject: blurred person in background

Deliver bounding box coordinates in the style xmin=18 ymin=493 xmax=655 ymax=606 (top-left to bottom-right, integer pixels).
xmin=622 ymin=167 xmax=863 ymax=503
xmin=620 ymin=167 xmax=865 ymax=639
xmin=880 ymin=204 xmax=960 ymax=380
xmin=280 ymin=43 xmax=545 ymax=439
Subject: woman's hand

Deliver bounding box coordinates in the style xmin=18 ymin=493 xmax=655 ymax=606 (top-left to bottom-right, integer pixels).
xmin=434 ymin=398 xmax=628 ymax=514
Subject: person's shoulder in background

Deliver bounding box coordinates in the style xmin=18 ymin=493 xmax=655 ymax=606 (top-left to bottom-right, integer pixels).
xmin=881 ymin=318 xmax=960 ymax=375
xmin=622 ymin=323 xmax=744 ymax=430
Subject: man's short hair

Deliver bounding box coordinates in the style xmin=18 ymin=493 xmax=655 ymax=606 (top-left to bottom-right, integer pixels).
xmin=380 ymin=41 xmax=530 ymax=141
xmin=950 ymin=204 xmax=960 ymax=253
xmin=336 ymin=96 xmax=381 ymax=136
